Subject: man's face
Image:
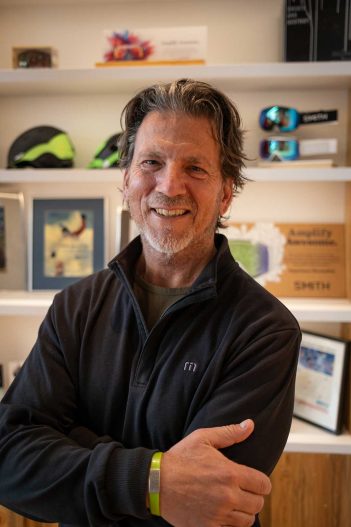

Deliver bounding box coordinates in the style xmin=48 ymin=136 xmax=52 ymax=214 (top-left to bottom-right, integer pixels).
xmin=123 ymin=111 xmax=232 ymax=256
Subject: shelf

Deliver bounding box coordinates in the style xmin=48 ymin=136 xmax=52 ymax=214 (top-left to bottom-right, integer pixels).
xmin=1 ymin=291 xmax=351 ymax=322
xmin=286 ymin=417 xmax=351 ymax=454
xmin=1 ymin=167 xmax=351 ymax=184
xmin=1 ymin=62 xmax=351 ymax=96
xmin=248 ymin=167 xmax=351 ymax=182
xmin=281 ymin=298 xmax=351 ymax=322
xmin=0 ymin=168 xmax=123 ymax=183
xmin=0 ymin=291 xmax=55 ymax=316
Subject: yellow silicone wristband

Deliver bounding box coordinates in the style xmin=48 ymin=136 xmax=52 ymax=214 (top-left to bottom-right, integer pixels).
xmin=148 ymin=451 xmax=163 ymax=516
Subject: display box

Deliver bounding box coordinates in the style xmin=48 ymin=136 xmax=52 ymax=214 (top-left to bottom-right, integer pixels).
xmin=12 ymin=46 xmax=57 ymax=68
xmin=285 ymin=0 xmax=351 ymax=62
xmin=225 ymin=222 xmax=346 ymax=298
xmin=97 ymin=26 xmax=207 ymax=66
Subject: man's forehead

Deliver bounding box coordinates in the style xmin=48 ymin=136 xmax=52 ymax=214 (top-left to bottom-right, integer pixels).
xmin=134 ymin=111 xmax=218 ymax=150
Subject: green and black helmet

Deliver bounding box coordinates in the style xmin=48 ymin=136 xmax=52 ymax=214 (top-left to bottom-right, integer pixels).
xmin=88 ymin=133 xmax=121 ymax=169
xmin=7 ymin=126 xmax=75 ymax=168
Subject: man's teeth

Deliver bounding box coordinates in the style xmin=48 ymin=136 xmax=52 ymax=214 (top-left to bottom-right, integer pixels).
xmin=155 ymin=208 xmax=187 ymax=217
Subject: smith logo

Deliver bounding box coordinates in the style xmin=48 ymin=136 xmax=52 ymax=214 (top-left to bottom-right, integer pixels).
xmin=184 ymin=361 xmax=197 ymax=372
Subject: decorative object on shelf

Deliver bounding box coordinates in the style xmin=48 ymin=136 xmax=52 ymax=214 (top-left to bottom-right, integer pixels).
xmin=7 ymin=126 xmax=75 ymax=169
xmin=0 ymin=192 xmax=26 ymax=291
xmin=225 ymin=222 xmax=346 ymax=298
xmin=294 ymin=331 xmax=349 ymax=434
xmin=115 ymin=207 xmax=139 ymax=253
xmin=259 ymin=106 xmax=338 ymax=132
xmin=30 ymin=198 xmax=106 ymax=290
xmin=12 ymin=46 xmax=57 ymax=68
xmin=259 ymin=137 xmax=338 ymax=162
xmin=88 ymin=133 xmax=121 ymax=169
xmin=96 ymin=26 xmax=207 ymax=66
xmin=285 ymin=0 xmax=351 ymax=62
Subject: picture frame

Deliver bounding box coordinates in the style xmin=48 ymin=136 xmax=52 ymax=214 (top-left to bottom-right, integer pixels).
xmin=115 ymin=206 xmax=139 ymax=253
xmin=294 ymin=330 xmax=349 ymax=434
xmin=30 ymin=198 xmax=106 ymax=290
xmin=0 ymin=192 xmax=26 ymax=290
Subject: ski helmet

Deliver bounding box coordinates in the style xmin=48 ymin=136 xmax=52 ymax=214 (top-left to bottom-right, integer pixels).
xmin=7 ymin=126 xmax=75 ymax=168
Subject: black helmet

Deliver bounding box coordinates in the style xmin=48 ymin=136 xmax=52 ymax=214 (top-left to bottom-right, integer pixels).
xmin=88 ymin=133 xmax=121 ymax=169
xmin=7 ymin=126 xmax=75 ymax=168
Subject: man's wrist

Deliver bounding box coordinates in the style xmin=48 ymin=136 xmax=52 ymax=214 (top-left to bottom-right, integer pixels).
xmin=148 ymin=451 xmax=163 ymax=516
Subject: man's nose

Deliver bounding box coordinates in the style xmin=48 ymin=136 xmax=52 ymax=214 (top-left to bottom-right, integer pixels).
xmin=155 ymin=163 xmax=186 ymax=196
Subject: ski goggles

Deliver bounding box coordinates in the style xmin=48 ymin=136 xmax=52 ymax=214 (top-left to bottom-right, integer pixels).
xmin=259 ymin=106 xmax=338 ymax=132
xmin=260 ymin=137 xmax=299 ymax=161
xmin=259 ymin=137 xmax=338 ymax=161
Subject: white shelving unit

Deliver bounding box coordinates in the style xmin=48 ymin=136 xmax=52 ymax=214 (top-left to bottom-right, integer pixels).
xmin=1 ymin=291 xmax=351 ymax=323
xmin=287 ymin=418 xmax=351 ymax=454
xmin=2 ymin=166 xmax=351 ymax=183
xmin=1 ymin=62 xmax=351 ymax=95
xmin=1 ymin=2 xmax=351 ymax=454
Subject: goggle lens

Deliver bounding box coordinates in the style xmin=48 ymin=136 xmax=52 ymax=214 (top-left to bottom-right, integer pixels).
xmin=259 ymin=106 xmax=300 ymax=132
xmin=260 ymin=138 xmax=299 ymax=161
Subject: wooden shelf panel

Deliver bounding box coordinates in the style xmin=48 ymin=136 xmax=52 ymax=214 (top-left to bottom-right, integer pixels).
xmin=286 ymin=418 xmax=351 ymax=454
xmin=281 ymin=298 xmax=351 ymax=322
xmin=1 ymin=292 xmax=351 ymax=322
xmin=0 ymin=168 xmax=122 ymax=183
xmin=1 ymin=62 xmax=351 ymax=96
xmin=1 ymin=167 xmax=351 ymax=184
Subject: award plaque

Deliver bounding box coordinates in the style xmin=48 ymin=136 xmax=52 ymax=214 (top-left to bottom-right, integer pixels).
xmin=30 ymin=198 xmax=106 ymax=290
xmin=294 ymin=331 xmax=349 ymax=434
xmin=225 ymin=222 xmax=346 ymax=298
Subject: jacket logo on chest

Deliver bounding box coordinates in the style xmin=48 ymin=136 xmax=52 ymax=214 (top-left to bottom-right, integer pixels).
xmin=184 ymin=361 xmax=197 ymax=373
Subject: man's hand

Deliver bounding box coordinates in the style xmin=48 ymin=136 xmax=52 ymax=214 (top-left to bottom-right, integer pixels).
xmin=159 ymin=419 xmax=271 ymax=527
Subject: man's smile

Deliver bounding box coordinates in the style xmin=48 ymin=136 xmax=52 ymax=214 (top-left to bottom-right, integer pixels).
xmin=153 ymin=208 xmax=189 ymax=217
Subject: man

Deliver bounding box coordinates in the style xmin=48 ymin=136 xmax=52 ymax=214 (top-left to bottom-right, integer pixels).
xmin=0 ymin=79 xmax=300 ymax=527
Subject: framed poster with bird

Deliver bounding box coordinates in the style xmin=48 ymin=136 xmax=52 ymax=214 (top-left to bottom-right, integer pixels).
xmin=30 ymin=197 xmax=106 ymax=290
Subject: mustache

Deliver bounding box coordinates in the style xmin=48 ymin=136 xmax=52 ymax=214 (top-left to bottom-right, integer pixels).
xmin=147 ymin=193 xmax=195 ymax=209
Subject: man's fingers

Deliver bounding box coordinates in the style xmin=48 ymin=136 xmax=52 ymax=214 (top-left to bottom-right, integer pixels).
xmin=224 ymin=509 xmax=256 ymax=527
xmin=238 ymin=464 xmax=272 ymax=496
xmin=197 ymin=419 xmax=255 ymax=450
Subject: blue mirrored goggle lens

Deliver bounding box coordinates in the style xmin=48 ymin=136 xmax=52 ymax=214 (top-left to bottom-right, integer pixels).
xmin=260 ymin=138 xmax=299 ymax=160
xmin=259 ymin=106 xmax=300 ymax=132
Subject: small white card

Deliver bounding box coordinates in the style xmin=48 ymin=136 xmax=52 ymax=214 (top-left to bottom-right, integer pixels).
xmin=100 ymin=26 xmax=207 ymax=64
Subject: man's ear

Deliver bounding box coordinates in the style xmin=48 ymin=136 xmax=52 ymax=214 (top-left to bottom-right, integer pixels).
xmin=219 ymin=178 xmax=233 ymax=217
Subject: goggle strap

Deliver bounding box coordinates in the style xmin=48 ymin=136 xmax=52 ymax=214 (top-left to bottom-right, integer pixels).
xmin=299 ymin=110 xmax=338 ymax=125
xmin=299 ymin=138 xmax=338 ymax=156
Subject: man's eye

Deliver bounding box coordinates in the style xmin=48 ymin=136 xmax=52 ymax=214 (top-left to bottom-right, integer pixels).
xmin=141 ymin=160 xmax=159 ymax=166
xmin=189 ymin=166 xmax=206 ymax=177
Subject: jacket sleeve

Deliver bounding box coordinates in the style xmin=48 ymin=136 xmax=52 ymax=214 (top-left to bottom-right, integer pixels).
xmin=0 ymin=298 xmax=155 ymax=526
xmin=184 ymin=326 xmax=301 ymax=476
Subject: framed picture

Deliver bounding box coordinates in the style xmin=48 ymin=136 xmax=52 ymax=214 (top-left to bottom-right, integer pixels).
xmin=115 ymin=207 xmax=139 ymax=253
xmin=0 ymin=192 xmax=26 ymax=290
xmin=294 ymin=331 xmax=349 ymax=434
xmin=30 ymin=198 xmax=106 ymax=290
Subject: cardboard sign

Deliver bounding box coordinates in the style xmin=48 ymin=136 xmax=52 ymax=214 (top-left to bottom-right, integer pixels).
xmin=225 ymin=222 xmax=346 ymax=298
xmin=98 ymin=27 xmax=207 ymax=66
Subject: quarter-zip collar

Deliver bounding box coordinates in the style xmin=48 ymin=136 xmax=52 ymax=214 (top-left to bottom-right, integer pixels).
xmin=108 ymin=233 xmax=238 ymax=304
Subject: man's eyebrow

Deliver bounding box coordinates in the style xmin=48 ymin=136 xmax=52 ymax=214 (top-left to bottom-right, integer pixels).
xmin=135 ymin=149 xmax=163 ymax=158
xmin=135 ymin=150 xmax=215 ymax=168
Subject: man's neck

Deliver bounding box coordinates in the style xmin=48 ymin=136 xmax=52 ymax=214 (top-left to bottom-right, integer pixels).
xmin=136 ymin=238 xmax=216 ymax=288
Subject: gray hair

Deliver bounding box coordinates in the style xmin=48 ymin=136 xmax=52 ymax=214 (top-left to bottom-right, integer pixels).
xmin=118 ymin=78 xmax=248 ymax=227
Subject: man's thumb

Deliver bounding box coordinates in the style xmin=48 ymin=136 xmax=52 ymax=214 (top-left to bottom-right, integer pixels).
xmin=204 ymin=419 xmax=255 ymax=450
